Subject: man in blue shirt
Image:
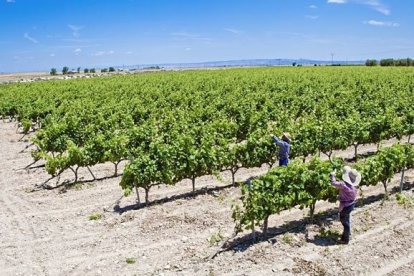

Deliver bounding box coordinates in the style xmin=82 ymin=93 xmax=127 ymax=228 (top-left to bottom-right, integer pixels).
xmin=271 ymin=132 xmax=291 ymax=166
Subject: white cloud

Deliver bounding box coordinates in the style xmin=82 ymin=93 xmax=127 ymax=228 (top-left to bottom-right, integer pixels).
xmin=6 ymin=0 xmax=16 ymax=3
xmin=329 ymin=0 xmax=390 ymax=15
xmin=74 ymin=48 xmax=82 ymax=55
xmin=309 ymin=5 xmax=317 ymax=9
xmin=170 ymin=32 xmax=212 ymax=42
xmin=358 ymin=0 xmax=389 ymax=15
xmin=327 ymin=0 xmax=347 ymax=4
xmin=24 ymin=33 xmax=39 ymax=44
xmin=171 ymin=32 xmax=196 ymax=38
xmin=185 ymin=47 xmax=191 ymax=51
xmin=365 ymin=20 xmax=399 ymax=27
xmin=224 ymin=28 xmax=242 ymax=35
xmin=93 ymin=50 xmax=114 ymax=56
xmin=306 ymin=15 xmax=319 ymax=20
xmin=50 ymin=53 xmax=55 ymax=57
xmin=68 ymin=24 xmax=84 ymax=37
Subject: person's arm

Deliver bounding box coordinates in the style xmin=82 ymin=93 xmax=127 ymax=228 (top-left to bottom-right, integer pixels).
xmin=272 ymin=135 xmax=288 ymax=147
xmin=330 ymin=174 xmax=345 ymax=188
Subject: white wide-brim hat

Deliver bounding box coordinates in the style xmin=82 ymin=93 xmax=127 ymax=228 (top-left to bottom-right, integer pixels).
xmin=282 ymin=132 xmax=292 ymax=143
xmin=342 ymin=166 xmax=361 ymax=186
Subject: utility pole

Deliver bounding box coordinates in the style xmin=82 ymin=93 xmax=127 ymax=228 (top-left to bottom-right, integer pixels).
xmin=330 ymin=53 xmax=334 ymax=65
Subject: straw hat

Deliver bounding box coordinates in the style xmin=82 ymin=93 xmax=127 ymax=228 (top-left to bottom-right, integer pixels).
xmin=282 ymin=132 xmax=291 ymax=143
xmin=342 ymin=166 xmax=361 ymax=186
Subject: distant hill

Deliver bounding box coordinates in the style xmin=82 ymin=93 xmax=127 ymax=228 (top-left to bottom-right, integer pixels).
xmin=121 ymin=58 xmax=365 ymax=70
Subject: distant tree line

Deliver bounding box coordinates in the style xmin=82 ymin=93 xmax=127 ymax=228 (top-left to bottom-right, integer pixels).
xmin=366 ymin=58 xmax=414 ymax=67
xmin=101 ymin=67 xmax=116 ymax=73
xmin=50 ymin=66 xmax=116 ymax=75
xmin=143 ymin=66 xmax=161 ymax=70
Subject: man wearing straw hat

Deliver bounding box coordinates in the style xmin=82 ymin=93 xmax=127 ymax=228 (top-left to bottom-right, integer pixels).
xmin=271 ymin=132 xmax=291 ymax=166
xmin=330 ymin=166 xmax=361 ymax=244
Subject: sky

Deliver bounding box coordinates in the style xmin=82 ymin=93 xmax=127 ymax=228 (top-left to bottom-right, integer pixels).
xmin=1 ymin=0 xmax=413 ymax=72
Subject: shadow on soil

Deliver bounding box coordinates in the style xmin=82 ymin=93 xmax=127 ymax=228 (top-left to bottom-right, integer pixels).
xmin=113 ymin=183 xmax=236 ymax=214
xmin=344 ymin=150 xmax=377 ymax=163
xmin=31 ymin=173 xmax=122 ymax=192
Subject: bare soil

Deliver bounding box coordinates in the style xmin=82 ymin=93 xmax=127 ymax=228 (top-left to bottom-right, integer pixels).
xmin=0 ymin=71 xmax=109 ymax=84
xmin=0 ymin=72 xmax=52 ymax=83
xmin=1 ymin=121 xmax=414 ymax=276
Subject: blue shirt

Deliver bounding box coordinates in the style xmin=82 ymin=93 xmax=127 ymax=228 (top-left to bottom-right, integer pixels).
xmin=272 ymin=136 xmax=290 ymax=160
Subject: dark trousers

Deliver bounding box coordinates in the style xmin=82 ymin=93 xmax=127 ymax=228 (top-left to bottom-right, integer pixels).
xmin=279 ymin=158 xmax=289 ymax=166
xmin=340 ymin=203 xmax=355 ymax=242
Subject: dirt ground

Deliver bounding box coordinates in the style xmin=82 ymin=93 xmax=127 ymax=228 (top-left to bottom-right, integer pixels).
xmin=0 ymin=71 xmax=105 ymax=84
xmin=0 ymin=69 xmax=168 ymax=84
xmin=1 ymin=121 xmax=414 ymax=276
xmin=0 ymin=72 xmax=53 ymax=83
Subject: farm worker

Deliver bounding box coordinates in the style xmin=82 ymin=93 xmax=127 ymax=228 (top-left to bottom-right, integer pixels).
xmin=271 ymin=132 xmax=291 ymax=166
xmin=330 ymin=166 xmax=361 ymax=244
